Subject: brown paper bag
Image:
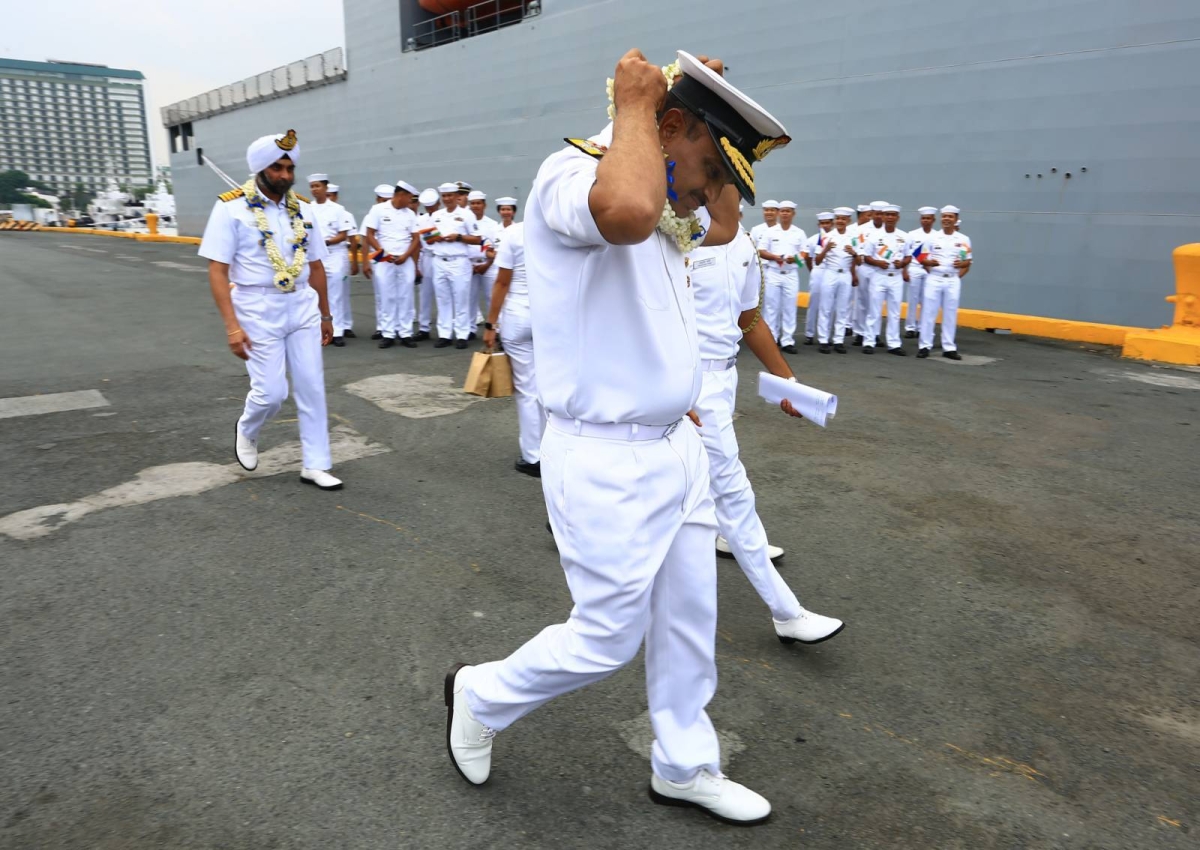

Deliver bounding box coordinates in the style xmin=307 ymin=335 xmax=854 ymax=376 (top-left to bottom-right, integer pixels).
xmin=463 ymin=351 xmax=493 ymax=396
xmin=488 ymin=352 xmax=514 ymax=398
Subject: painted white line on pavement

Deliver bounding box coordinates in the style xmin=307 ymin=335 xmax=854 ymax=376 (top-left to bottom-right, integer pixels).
xmin=0 ymin=390 xmax=110 ymax=420
xmin=0 ymin=424 xmax=389 ymax=541
xmin=343 ymin=373 xmax=488 ymax=419
xmin=931 ymin=354 xmax=999 ymax=366
xmin=151 ymin=260 xmax=205 ymax=273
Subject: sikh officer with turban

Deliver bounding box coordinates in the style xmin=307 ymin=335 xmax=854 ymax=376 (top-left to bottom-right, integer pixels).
xmin=199 ymin=130 xmax=343 ymax=490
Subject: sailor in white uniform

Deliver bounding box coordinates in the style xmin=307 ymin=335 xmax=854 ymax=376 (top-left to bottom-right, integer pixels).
xmin=846 ymin=204 xmax=871 ymax=340
xmin=918 ymin=205 xmax=973 ymax=360
xmin=852 ymin=200 xmax=888 ymax=346
xmin=325 ymin=184 xmax=359 ymax=341
xmin=362 ymin=184 xmax=393 ymax=339
xmin=414 ymin=189 xmax=441 ymax=340
xmin=758 ymin=200 xmax=806 ymax=352
xmin=904 ymin=206 xmax=937 ymax=338
xmin=815 ymin=207 xmax=859 ymax=353
xmin=861 ymin=203 xmax=910 ymax=355
xmin=467 ymin=190 xmax=501 ymax=330
xmin=690 ymin=211 xmax=844 ymax=644
xmin=446 ymin=50 xmax=790 ymax=825
xmin=199 ymin=130 xmax=342 ymax=491
xmin=482 ymin=201 xmax=543 ymax=477
xmin=362 ymin=181 xmax=421 ymax=347
xmin=748 ymin=200 xmax=778 ymax=253
xmin=429 ymin=182 xmax=482 ymax=348
xmin=801 ymin=211 xmax=834 ymax=344
xmin=306 ymin=174 xmax=351 ymax=347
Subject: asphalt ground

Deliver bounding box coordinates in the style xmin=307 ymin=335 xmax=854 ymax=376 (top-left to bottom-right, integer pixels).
xmin=1 ymin=232 xmax=1197 ymax=850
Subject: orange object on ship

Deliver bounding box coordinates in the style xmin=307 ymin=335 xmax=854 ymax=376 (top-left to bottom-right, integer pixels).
xmin=419 ymin=0 xmax=524 ymax=16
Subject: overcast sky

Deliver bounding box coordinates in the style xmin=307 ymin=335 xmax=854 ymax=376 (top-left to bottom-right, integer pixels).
xmin=4 ymin=0 xmax=345 ymax=172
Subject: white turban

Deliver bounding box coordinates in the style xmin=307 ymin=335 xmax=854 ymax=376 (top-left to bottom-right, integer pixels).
xmin=247 ymin=130 xmax=300 ymax=174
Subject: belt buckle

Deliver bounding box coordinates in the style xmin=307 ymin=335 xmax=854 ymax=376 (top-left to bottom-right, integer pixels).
xmin=664 ymin=419 xmax=681 ymax=438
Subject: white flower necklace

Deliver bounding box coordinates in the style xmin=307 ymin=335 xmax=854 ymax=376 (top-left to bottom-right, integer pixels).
xmin=606 ymin=60 xmax=703 ymax=254
xmin=242 ymin=176 xmax=308 ymax=292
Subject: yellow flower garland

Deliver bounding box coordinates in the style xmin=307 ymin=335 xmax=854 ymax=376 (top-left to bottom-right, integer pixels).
xmin=242 ymin=177 xmax=307 ymax=292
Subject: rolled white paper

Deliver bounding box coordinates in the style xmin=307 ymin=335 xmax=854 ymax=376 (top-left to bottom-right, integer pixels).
xmin=757 ymin=372 xmax=838 ymax=427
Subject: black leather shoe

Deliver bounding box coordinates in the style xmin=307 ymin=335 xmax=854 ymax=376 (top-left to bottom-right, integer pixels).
xmin=876 ymin=335 xmax=883 ymax=347
xmin=917 ymin=348 xmax=930 ymax=358
xmin=434 ymin=339 xmax=452 ymax=349
xmin=401 ymin=337 xmax=418 ymax=348
xmin=514 ymin=459 xmax=541 ymax=478
xmin=862 ymin=346 xmax=875 ymax=354
xmin=416 ymin=331 xmax=431 ymax=341
xmin=344 ymin=330 xmax=357 ymax=339
xmin=834 ymin=343 xmax=847 ymax=354
xmin=852 ymin=335 xmax=863 ymax=347
xmin=888 ymin=347 xmax=907 ymax=356
xmin=331 ymin=336 xmax=345 ymax=347
xmin=467 ymin=332 xmax=477 ymax=341
xmin=371 ymin=330 xmax=384 ymax=340
xmin=943 ymin=350 xmax=963 ymax=360
xmin=781 ymin=344 xmax=798 ymax=354
xmin=378 ymin=337 xmax=395 ymax=349
xmin=455 ymin=340 xmax=469 ymax=350
xmin=804 ymin=337 xmax=815 ymax=346
xmin=819 ymin=343 xmax=831 ymax=353
xmin=905 ymin=330 xmax=918 ymax=339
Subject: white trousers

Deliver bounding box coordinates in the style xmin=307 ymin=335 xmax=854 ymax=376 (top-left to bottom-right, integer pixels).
xmin=764 ymin=271 xmax=798 ymax=346
xmin=417 ymin=251 xmax=434 ymax=333
xmin=465 ymin=419 xmax=721 ymax=783
xmin=817 ymin=270 xmax=853 ymax=344
xmin=695 ymin=368 xmax=802 ymax=621
xmin=851 ymin=268 xmax=873 ymax=336
xmin=370 ymin=260 xmax=385 ymax=333
xmin=231 ymin=285 xmax=331 ymax=470
xmin=805 ymin=268 xmax=826 ymax=340
xmin=920 ymin=274 xmax=961 ymax=351
xmin=321 ymin=252 xmax=350 ymax=336
xmin=472 ymin=270 xmax=496 ymax=325
xmin=905 ymin=271 xmax=926 ymax=332
xmin=375 ymin=259 xmax=416 ymax=339
xmin=433 ymin=256 xmax=473 ymax=340
xmin=499 ymin=300 xmax=545 ymax=463
xmin=868 ymin=272 xmax=905 ymax=350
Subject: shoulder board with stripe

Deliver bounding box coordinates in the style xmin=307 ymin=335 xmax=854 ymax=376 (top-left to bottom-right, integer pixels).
xmin=564 ymin=138 xmax=608 ymax=159
xmin=218 ymin=187 xmax=244 ymax=202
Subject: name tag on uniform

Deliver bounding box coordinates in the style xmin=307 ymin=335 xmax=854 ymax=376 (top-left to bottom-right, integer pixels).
xmin=693 ymin=257 xmax=717 ymax=270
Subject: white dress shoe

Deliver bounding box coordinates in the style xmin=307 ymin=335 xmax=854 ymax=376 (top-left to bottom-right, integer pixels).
xmin=299 ymin=468 xmax=343 ymax=490
xmin=716 ymin=534 xmax=784 ymax=562
xmin=444 ymin=663 xmax=494 ymax=785
xmin=649 ymin=769 xmax=771 ymax=826
xmin=774 ymin=608 xmax=845 ymax=645
xmin=234 ymin=427 xmax=258 ymax=471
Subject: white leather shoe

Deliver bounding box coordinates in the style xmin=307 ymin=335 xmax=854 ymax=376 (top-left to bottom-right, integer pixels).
xmin=649 ymin=769 xmax=771 ymax=825
xmin=234 ymin=427 xmax=258 ymax=471
xmin=300 ymin=468 xmax=343 ymax=490
xmin=444 ymin=663 xmax=494 ymax=785
xmin=716 ymin=535 xmax=784 ymax=562
xmin=774 ymin=608 xmax=845 ymax=645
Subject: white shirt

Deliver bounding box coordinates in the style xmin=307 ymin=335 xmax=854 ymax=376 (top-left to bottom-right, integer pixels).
xmin=309 ymin=199 xmax=349 ymax=255
xmin=815 ymin=228 xmax=857 ymax=274
xmin=865 ymin=227 xmax=909 ymax=273
xmin=804 ymin=229 xmax=830 ymax=274
xmin=494 ymin=221 xmax=528 ymax=301
xmin=763 ymin=223 xmax=807 ymax=279
xmin=336 ymin=208 xmax=357 ymax=254
xmin=749 ymin=221 xmax=774 ymax=252
xmin=198 ymin=190 xmax=329 ymax=287
xmin=430 ymin=205 xmax=475 ymax=257
xmin=904 ymin=228 xmax=937 ymax=276
xmin=853 ymin=222 xmax=886 ymax=268
xmin=691 ymin=227 xmax=761 ymax=361
xmin=362 ymin=201 xmax=418 ymax=258
xmin=360 ymin=201 xmax=387 ymax=237
xmin=527 ymin=125 xmax=702 ymax=425
xmin=924 ymin=230 xmax=973 ymax=277
xmin=471 ymin=214 xmax=501 ymax=274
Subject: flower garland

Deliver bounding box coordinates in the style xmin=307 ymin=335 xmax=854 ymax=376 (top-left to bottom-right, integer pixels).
xmin=605 ymin=60 xmax=703 ymax=254
xmin=242 ymin=176 xmax=308 ymax=292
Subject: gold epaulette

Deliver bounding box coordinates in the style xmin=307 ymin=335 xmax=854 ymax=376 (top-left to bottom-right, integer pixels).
xmin=565 ymin=137 xmax=608 ymax=159
xmin=218 ymin=187 xmax=244 ymax=202
xmin=294 ymin=193 xmax=311 ymax=203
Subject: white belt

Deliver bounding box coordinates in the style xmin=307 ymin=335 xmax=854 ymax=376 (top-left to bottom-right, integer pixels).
xmin=437 ymin=254 xmax=468 ymax=261
xmin=702 ymin=356 xmax=737 ymax=372
xmin=879 ymin=270 xmax=901 ymax=278
xmin=932 ymin=271 xmax=958 ymax=279
xmin=548 ymin=413 xmax=681 ymax=442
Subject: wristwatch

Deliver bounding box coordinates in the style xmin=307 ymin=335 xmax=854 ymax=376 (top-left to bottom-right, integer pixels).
xmin=321 ymin=315 xmax=334 ymax=322
xmin=483 ymin=322 xmax=495 ymax=330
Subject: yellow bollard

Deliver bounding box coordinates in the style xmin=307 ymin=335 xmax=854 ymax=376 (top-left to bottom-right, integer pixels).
xmin=145 ymin=212 xmax=159 ymax=235
xmin=1122 ymin=244 xmax=1200 ymax=365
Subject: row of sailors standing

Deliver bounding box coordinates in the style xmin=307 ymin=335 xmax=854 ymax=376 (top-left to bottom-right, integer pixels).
xmin=749 ymin=200 xmax=973 ymax=359
xmin=303 ymin=175 xmax=521 ymax=350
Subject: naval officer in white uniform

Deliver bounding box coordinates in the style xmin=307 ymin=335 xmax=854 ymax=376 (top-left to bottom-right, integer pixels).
xmin=362 ymin=181 xmax=421 ymax=347
xmin=306 ymin=174 xmax=351 ymax=346
xmin=414 ymin=188 xmax=441 ymax=340
xmin=904 ymin=206 xmax=938 ymax=338
xmin=801 ymin=211 xmax=834 ymax=344
xmin=199 ymin=130 xmax=342 ymax=490
xmin=690 ymin=211 xmax=844 ymax=644
xmin=446 ymin=50 xmax=791 ymax=825
xmin=918 ymin=205 xmax=973 ymax=360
